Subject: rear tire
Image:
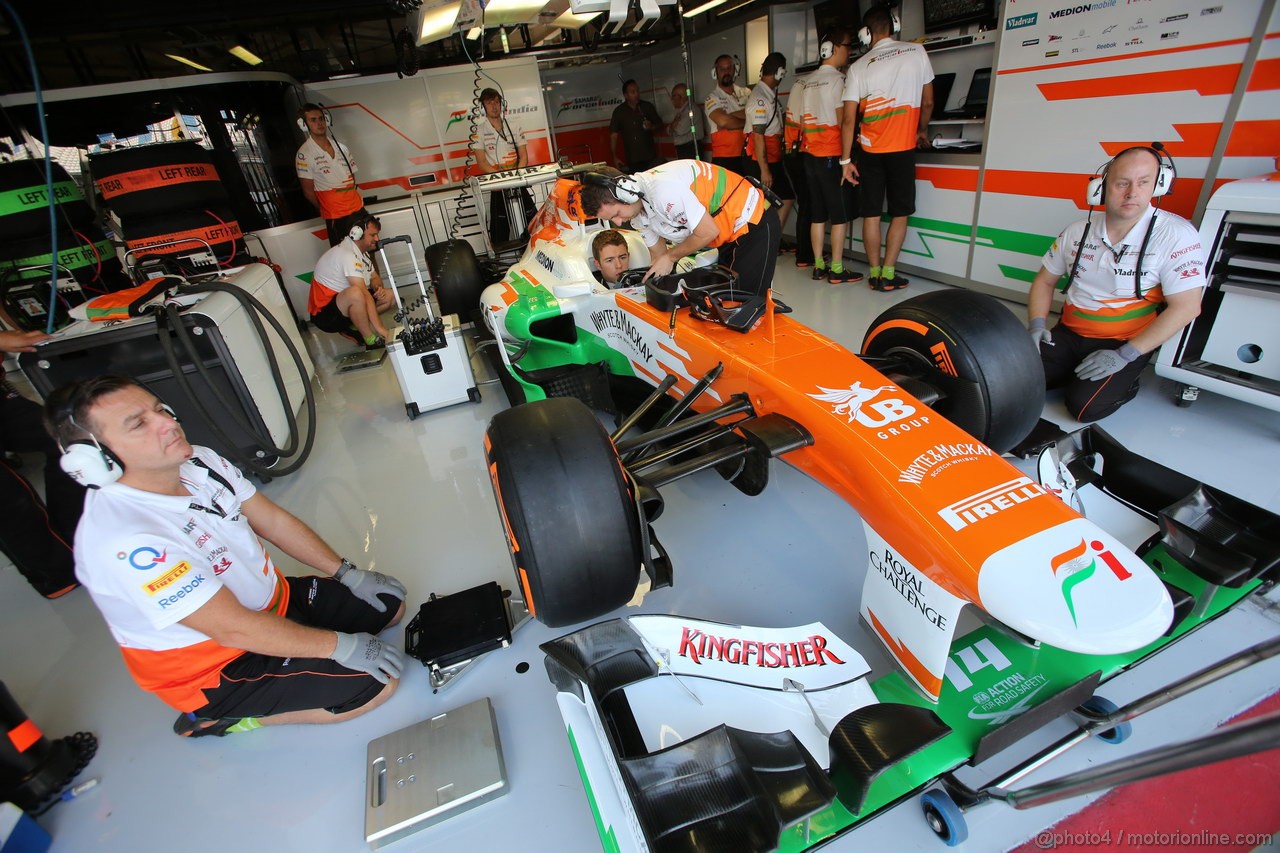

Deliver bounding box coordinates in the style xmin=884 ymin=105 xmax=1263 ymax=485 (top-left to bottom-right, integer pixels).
xmin=862 ymin=289 xmax=1044 ymax=452
xmin=426 ymin=239 xmax=484 ymax=319
xmin=484 ymin=397 xmax=643 ymax=627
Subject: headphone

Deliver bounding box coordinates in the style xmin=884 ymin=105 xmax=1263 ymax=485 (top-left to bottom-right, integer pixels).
xmin=857 ymin=7 xmax=902 ymax=48
xmin=711 ymin=55 xmax=741 ymax=81
xmin=1086 ymin=142 xmax=1176 ymax=206
xmin=59 ymin=403 xmax=181 ymax=489
xmin=296 ymin=104 xmax=333 ymax=134
xmin=348 ymin=213 xmax=377 ymax=243
xmin=583 ymin=171 xmax=645 ymax=204
xmin=761 ymin=54 xmax=787 ymax=82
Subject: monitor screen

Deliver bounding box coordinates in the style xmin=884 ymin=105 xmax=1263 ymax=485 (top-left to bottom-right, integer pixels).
xmin=922 ymin=0 xmax=996 ymax=34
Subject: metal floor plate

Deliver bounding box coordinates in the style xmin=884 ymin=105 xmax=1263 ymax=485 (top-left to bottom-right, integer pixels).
xmin=365 ymin=698 xmax=508 ymax=849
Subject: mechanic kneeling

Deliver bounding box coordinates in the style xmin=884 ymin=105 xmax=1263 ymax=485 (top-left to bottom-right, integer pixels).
xmin=45 ymin=376 xmax=407 ymax=738
xmin=580 ymin=161 xmax=781 ymax=308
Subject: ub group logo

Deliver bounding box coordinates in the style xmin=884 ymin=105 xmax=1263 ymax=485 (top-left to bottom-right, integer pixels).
xmin=809 ymin=382 xmax=916 ymax=428
xmin=1051 ymin=539 xmax=1133 ymax=626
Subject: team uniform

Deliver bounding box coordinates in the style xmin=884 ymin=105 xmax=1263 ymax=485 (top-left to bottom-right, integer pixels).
xmin=1038 ymin=206 xmax=1207 ymax=419
xmin=74 ymin=446 xmax=393 ymax=716
xmin=631 ymin=160 xmax=780 ymax=304
xmin=799 ymin=64 xmax=852 ymax=225
xmin=308 ymin=237 xmax=374 ymax=334
xmin=741 ymin=81 xmax=795 ymax=200
xmin=842 ymin=38 xmax=934 ymax=218
xmin=473 ymin=117 xmax=536 ymax=245
xmin=704 ymin=85 xmax=751 ymax=174
xmin=295 ymin=136 xmax=364 ymax=246
xmin=784 ymin=75 xmax=814 ymax=264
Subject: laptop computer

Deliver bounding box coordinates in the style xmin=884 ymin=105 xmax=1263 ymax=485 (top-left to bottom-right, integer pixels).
xmin=942 ymin=67 xmax=991 ymax=119
xmin=930 ymin=72 xmax=956 ymax=117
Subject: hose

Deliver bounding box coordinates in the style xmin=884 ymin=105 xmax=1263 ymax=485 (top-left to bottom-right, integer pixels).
xmin=152 ymin=275 xmax=316 ymax=478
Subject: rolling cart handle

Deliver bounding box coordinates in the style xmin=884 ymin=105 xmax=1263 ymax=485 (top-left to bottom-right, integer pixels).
xmin=375 ymin=235 xmax=437 ymax=323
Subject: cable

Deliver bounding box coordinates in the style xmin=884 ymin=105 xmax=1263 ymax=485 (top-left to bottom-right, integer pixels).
xmin=152 ymin=275 xmax=317 ymax=478
xmin=0 ymin=2 xmax=58 ymax=333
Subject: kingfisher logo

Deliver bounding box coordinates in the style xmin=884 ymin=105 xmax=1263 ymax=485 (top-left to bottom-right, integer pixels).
xmin=121 ymin=546 xmax=168 ymax=570
xmin=445 ymin=110 xmax=468 ymax=132
xmin=1051 ymin=539 xmax=1133 ymax=626
xmin=1006 ymin=12 xmax=1037 ymax=28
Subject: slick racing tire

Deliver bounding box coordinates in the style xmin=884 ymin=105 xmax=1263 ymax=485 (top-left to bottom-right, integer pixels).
xmin=862 ymin=289 xmax=1044 ymax=453
xmin=426 ymin=239 xmax=484 ymax=319
xmin=484 ymin=397 xmax=643 ymax=627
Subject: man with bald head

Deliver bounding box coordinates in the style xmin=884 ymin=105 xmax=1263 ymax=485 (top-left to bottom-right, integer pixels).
xmin=1026 ymin=147 xmax=1206 ymax=421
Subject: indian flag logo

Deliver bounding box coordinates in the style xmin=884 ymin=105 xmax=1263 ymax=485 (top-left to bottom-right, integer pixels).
xmin=1051 ymin=539 xmax=1095 ymax=627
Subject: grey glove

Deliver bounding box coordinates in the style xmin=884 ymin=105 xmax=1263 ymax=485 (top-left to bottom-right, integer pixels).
xmin=1029 ymin=317 xmax=1053 ymax=348
xmin=331 ymin=631 xmax=404 ymax=684
xmin=1075 ymin=344 xmax=1141 ymax=381
xmin=336 ymin=561 xmax=406 ymax=612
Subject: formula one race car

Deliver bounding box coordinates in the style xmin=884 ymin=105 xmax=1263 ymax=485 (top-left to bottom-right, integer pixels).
xmin=430 ymin=170 xmax=1280 ymax=848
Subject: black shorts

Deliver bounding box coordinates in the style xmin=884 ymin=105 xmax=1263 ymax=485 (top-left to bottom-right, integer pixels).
xmin=858 ymin=149 xmax=917 ymax=219
xmin=740 ymin=158 xmax=796 ymax=201
xmin=191 ymin=576 xmax=400 ymax=720
xmin=804 ymin=154 xmax=853 ymax=224
xmin=711 ymin=156 xmax=745 ymax=176
xmin=310 ymin=296 xmax=350 ymax=334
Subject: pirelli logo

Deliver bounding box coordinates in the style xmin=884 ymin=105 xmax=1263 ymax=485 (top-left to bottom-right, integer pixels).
xmin=142 ymin=561 xmax=194 ymax=595
xmin=938 ymin=477 xmax=1048 ymax=531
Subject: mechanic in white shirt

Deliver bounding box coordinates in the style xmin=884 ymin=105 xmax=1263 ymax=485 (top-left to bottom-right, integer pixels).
xmin=47 ymin=376 xmax=406 ymax=738
xmin=295 ymin=103 xmax=365 ymax=247
xmin=1027 ymin=147 xmax=1206 ymax=421
xmin=472 ymin=87 xmax=537 ymax=247
xmin=704 ymin=55 xmax=751 ymax=175
xmin=308 ymin=212 xmax=395 ymax=348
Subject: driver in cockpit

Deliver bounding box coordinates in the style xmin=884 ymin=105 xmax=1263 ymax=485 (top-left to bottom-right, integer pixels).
xmin=591 ymin=230 xmax=631 ymax=288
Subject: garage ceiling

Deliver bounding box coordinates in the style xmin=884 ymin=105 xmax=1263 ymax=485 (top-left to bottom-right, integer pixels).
xmin=0 ymin=0 xmax=734 ymax=94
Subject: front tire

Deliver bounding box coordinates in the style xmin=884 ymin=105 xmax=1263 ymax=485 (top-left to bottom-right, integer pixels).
xmin=862 ymin=290 xmax=1045 ymax=453
xmin=426 ymin=239 xmax=484 ymax=319
xmin=484 ymin=398 xmax=643 ymax=627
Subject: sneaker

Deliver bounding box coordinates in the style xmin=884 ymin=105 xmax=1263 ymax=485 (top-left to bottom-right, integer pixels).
xmin=795 ymin=258 xmax=814 ymax=268
xmin=827 ymin=268 xmax=864 ymax=284
xmin=364 ymin=335 xmax=387 ymax=351
xmin=811 ymin=267 xmax=828 ymax=281
xmin=866 ymin=275 xmax=881 ymax=291
xmin=872 ymin=275 xmax=909 ymax=292
xmin=779 ymin=241 xmax=798 ymax=254
xmin=174 ymin=713 xmax=239 ymax=738
xmin=43 ymin=582 xmax=79 ymax=600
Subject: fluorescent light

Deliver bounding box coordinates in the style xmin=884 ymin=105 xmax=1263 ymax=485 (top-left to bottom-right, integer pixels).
xmin=466 ymin=26 xmax=483 ymax=39
xmin=483 ymin=0 xmax=548 ymax=25
xmin=165 ymin=54 xmax=213 ymax=72
xmin=551 ymin=9 xmax=600 ymax=27
xmin=229 ymin=45 xmax=264 ymax=65
xmin=417 ymin=1 xmax=463 ymax=44
xmin=682 ymin=0 xmax=735 ymax=16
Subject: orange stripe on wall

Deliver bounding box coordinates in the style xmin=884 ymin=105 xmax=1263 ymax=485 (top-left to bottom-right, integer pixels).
xmin=1100 ymin=123 xmax=1222 ymax=159
xmin=982 ymin=169 xmax=1202 ymax=217
xmin=1003 ymin=37 xmax=1251 ymax=77
xmin=1225 ymin=121 xmax=1280 ymax=156
xmin=1246 ymin=57 xmax=1280 ymax=91
xmin=917 ymin=166 xmax=979 ymax=192
xmin=1038 ymin=64 xmax=1243 ymax=100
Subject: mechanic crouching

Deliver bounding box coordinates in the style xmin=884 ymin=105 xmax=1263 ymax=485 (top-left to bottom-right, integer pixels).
xmin=44 ymin=375 xmax=407 ymax=738
xmin=580 ymin=161 xmax=781 ymax=312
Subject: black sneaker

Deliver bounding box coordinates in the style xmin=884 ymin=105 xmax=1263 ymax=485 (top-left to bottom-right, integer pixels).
xmin=872 ymin=275 xmax=909 ymax=292
xmin=827 ymin=268 xmax=864 ymax=284
xmin=174 ymin=713 xmax=239 ymax=738
xmin=364 ymin=335 xmax=387 ymax=351
xmin=811 ymin=266 xmax=828 ymax=281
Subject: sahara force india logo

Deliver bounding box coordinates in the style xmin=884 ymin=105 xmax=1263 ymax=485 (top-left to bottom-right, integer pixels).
xmin=1051 ymin=539 xmax=1133 ymax=626
xmin=445 ymin=110 xmax=469 ymax=132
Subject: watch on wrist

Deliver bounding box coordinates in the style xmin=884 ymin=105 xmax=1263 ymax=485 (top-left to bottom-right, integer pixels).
xmin=335 ymin=558 xmax=357 ymax=581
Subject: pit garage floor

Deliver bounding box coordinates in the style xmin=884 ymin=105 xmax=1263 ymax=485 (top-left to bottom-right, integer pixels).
xmin=3 ymin=260 xmax=1279 ymax=853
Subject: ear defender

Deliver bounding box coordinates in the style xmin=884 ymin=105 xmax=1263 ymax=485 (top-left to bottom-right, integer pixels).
xmin=613 ymin=175 xmax=642 ymax=204
xmin=820 ymin=37 xmax=836 ymax=59
xmin=1085 ymin=144 xmax=1176 ymax=207
xmin=160 ymin=403 xmax=180 ymax=423
xmin=856 ymin=28 xmax=871 ymax=48
xmin=349 ymin=222 xmax=365 ymax=242
xmin=59 ymin=437 xmax=123 ymax=489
